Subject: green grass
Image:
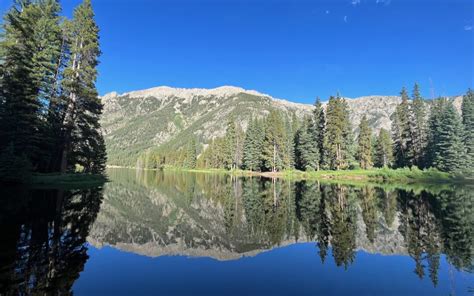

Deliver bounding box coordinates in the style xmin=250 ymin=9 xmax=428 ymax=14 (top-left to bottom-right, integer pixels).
xmin=109 ymin=166 xmax=472 ymax=194
xmin=31 ymin=173 xmax=108 ymax=189
xmin=283 ymin=167 xmax=455 ymax=182
xmin=158 ymin=166 xmax=469 ymax=184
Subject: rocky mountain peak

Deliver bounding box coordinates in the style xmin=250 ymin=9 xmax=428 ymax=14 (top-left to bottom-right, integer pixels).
xmin=102 ymin=85 xmax=269 ymax=102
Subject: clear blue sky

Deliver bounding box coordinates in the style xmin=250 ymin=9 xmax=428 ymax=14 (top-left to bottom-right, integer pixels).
xmin=1 ymin=0 xmax=473 ymax=104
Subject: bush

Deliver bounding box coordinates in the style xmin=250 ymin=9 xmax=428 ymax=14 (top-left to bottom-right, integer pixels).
xmin=0 ymin=144 xmax=32 ymax=184
xmin=349 ymin=161 xmax=360 ymax=170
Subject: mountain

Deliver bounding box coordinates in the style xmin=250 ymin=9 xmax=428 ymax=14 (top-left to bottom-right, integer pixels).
xmin=87 ymin=169 xmax=408 ymax=261
xmin=100 ymin=85 xmax=461 ymax=166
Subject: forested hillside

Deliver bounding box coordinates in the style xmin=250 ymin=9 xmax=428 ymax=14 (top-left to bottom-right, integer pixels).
xmin=101 ymin=84 xmax=470 ymax=175
xmin=102 ymin=86 xmax=312 ymax=166
xmin=101 ymin=86 xmax=407 ymax=166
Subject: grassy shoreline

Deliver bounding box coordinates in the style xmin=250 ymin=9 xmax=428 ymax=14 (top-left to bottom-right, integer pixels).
xmin=109 ymin=165 xmax=470 ymax=184
xmin=30 ymin=173 xmax=108 ymax=188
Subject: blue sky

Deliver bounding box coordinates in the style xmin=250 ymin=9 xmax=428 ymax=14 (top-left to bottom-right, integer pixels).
xmin=1 ymin=0 xmax=473 ymax=104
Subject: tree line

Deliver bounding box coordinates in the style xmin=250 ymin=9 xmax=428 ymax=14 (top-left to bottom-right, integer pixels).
xmin=140 ymin=85 xmax=473 ymax=175
xmin=0 ymin=0 xmax=105 ymax=183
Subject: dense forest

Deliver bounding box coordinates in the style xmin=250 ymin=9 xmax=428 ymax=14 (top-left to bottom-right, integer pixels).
xmin=139 ymin=86 xmax=473 ymax=175
xmin=0 ymin=0 xmax=105 ymax=183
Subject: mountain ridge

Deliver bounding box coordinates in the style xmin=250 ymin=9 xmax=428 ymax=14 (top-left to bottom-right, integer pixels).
xmin=101 ymin=85 xmax=408 ymax=106
xmin=100 ymin=85 xmax=462 ymax=166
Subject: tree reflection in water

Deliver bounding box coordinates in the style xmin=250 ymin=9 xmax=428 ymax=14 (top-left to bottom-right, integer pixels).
xmin=1 ymin=168 xmax=472 ymax=294
xmin=120 ymin=169 xmax=473 ymax=287
xmin=0 ymin=186 xmax=103 ymax=295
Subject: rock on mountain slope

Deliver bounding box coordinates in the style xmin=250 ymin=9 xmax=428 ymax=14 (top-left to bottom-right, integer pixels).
xmin=100 ymin=85 xmax=461 ymax=166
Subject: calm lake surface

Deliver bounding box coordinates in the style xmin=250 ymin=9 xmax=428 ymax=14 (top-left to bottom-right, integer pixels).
xmin=0 ymin=168 xmax=472 ymax=295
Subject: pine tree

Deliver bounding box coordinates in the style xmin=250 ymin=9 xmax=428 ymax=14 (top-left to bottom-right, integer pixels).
xmin=410 ymin=83 xmax=428 ymax=168
xmin=184 ymin=138 xmax=197 ymax=169
xmin=284 ymin=115 xmax=296 ymax=169
xmin=323 ymin=95 xmax=353 ymax=170
xmin=429 ymin=98 xmax=466 ymax=173
xmin=242 ymin=118 xmax=264 ymax=171
xmin=0 ymin=1 xmax=43 ymax=164
xmin=375 ymin=128 xmax=393 ymax=168
xmin=262 ymin=110 xmax=288 ymax=172
xmin=461 ymin=89 xmax=474 ymax=170
xmin=35 ymin=0 xmax=69 ymax=172
xmin=60 ymin=0 xmax=105 ymax=173
xmin=0 ymin=0 xmax=70 ymax=173
xmin=392 ymin=87 xmax=414 ymax=168
xmin=312 ymin=97 xmax=326 ymax=165
xmin=425 ymin=99 xmax=444 ymax=168
xmin=223 ymin=118 xmax=236 ymax=170
xmin=295 ymin=118 xmax=320 ymax=171
xmin=356 ymin=115 xmax=373 ymax=169
xmin=234 ymin=123 xmax=245 ymax=169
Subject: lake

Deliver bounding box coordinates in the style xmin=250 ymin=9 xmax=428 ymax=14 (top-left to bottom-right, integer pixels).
xmin=0 ymin=168 xmax=472 ymax=295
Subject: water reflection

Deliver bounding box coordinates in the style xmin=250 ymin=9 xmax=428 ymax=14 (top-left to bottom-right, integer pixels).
xmin=89 ymin=169 xmax=473 ymax=287
xmin=0 ymin=186 xmax=103 ymax=294
xmin=0 ymin=169 xmax=472 ymax=294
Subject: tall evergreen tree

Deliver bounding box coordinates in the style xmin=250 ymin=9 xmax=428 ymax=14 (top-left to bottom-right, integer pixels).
xmin=262 ymin=110 xmax=289 ymax=172
xmin=323 ymin=95 xmax=353 ymax=170
xmin=392 ymin=87 xmax=414 ymax=168
xmin=242 ymin=118 xmax=264 ymax=171
xmin=223 ymin=118 xmax=236 ymax=169
xmin=425 ymin=98 xmax=444 ymax=167
xmin=429 ymin=98 xmax=466 ymax=172
xmin=184 ymin=138 xmax=197 ymax=169
xmin=295 ymin=118 xmax=320 ymax=171
xmin=0 ymin=0 xmax=106 ymax=180
xmin=461 ymin=89 xmax=474 ymax=170
xmin=60 ymin=0 xmax=105 ymax=173
xmin=0 ymin=1 xmax=43 ymax=164
xmin=356 ymin=115 xmax=373 ymax=169
xmin=410 ymin=83 xmax=428 ymax=168
xmin=312 ymin=97 xmax=326 ymax=165
xmin=375 ymin=128 xmax=393 ymax=168
xmin=234 ymin=123 xmax=245 ymax=169
xmin=284 ymin=115 xmax=296 ymax=169
xmin=35 ymin=0 xmax=69 ymax=172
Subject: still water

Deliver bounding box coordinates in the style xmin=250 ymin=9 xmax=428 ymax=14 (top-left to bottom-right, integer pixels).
xmin=0 ymin=168 xmax=472 ymax=295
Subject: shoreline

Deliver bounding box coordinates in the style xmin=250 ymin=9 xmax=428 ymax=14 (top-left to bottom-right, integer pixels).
xmin=106 ymin=165 xmax=471 ymax=184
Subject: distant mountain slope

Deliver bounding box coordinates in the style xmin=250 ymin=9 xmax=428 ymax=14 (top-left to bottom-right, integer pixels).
xmin=101 ymin=86 xmax=313 ymax=166
xmin=100 ymin=85 xmax=461 ymax=166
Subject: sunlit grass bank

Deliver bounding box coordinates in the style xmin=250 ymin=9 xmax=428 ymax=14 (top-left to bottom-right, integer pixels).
xmin=157 ymin=166 xmax=470 ymax=184
xmin=281 ymin=167 xmax=455 ymax=182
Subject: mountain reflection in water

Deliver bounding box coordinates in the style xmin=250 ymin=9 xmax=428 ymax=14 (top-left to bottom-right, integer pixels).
xmin=0 ymin=168 xmax=472 ymax=295
xmin=94 ymin=170 xmax=472 ymax=280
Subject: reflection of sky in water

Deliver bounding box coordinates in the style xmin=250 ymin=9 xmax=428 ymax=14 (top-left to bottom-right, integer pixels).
xmin=2 ymin=169 xmax=472 ymax=295
xmin=74 ymin=243 xmax=472 ymax=296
